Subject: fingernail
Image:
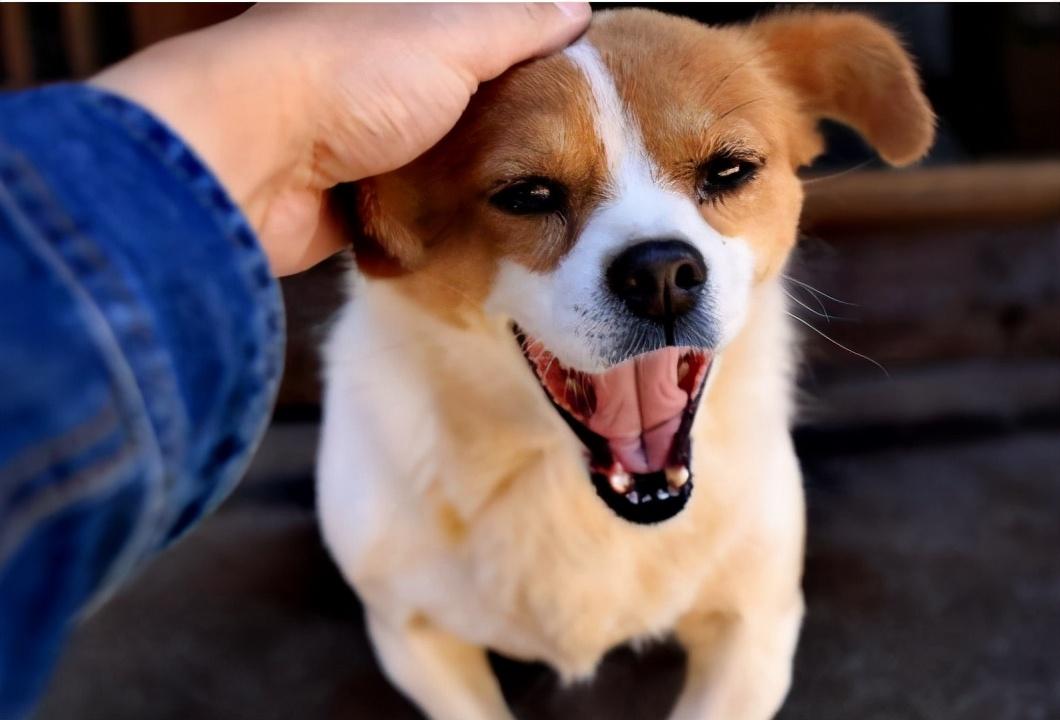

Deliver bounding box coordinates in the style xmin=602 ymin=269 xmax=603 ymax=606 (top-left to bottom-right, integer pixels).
xmin=554 ymin=2 xmax=591 ymax=22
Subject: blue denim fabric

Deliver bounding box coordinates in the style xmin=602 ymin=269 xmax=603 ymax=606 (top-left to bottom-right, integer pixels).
xmin=0 ymin=85 xmax=284 ymax=719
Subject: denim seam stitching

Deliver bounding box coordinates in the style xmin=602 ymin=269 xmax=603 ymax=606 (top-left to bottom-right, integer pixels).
xmin=0 ymin=434 xmax=141 ymax=570
xmin=0 ymin=403 xmax=120 ymax=503
xmin=87 ymin=88 xmax=284 ymax=385
xmin=86 ymin=88 xmax=286 ymax=523
xmin=0 ymin=157 xmax=167 ymax=586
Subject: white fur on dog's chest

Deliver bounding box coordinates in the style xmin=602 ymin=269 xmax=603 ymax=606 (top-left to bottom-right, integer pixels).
xmin=409 ymin=467 xmax=716 ymax=679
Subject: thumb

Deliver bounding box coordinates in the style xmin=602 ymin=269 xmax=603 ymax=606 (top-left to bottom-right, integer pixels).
xmin=452 ymin=3 xmax=592 ymax=83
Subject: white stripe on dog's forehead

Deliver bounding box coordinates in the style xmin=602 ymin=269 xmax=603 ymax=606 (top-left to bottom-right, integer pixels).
xmin=563 ymin=40 xmax=656 ymax=193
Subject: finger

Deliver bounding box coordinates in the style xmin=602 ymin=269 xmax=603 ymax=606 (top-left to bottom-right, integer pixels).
xmin=268 ymin=194 xmax=348 ymax=277
xmin=453 ymin=3 xmax=592 ymax=83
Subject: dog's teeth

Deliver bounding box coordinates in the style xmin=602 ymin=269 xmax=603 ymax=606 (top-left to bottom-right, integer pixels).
xmin=565 ymin=377 xmax=579 ymax=393
xmin=609 ymin=468 xmax=632 ymax=494
xmin=626 ymin=490 xmax=639 ymax=504
xmin=666 ymin=466 xmax=690 ymax=489
xmin=656 ymin=489 xmax=669 ymax=501
xmin=677 ymin=360 xmax=690 ymax=383
xmin=641 ymin=493 xmax=653 ymax=503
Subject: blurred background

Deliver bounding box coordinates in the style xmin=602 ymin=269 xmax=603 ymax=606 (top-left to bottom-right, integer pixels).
xmin=4 ymin=3 xmax=1059 ymax=719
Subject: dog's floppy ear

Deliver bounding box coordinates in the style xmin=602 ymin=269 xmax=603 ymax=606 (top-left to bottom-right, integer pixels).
xmin=752 ymin=11 xmax=935 ymax=166
xmin=339 ymin=179 xmax=427 ymax=277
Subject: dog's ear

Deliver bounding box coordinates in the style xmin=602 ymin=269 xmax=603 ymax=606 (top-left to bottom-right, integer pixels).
xmin=337 ymin=179 xmax=427 ymax=277
xmin=752 ymin=11 xmax=935 ymax=167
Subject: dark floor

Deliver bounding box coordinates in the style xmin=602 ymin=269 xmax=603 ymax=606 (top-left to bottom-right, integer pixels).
xmin=35 ymin=422 xmax=1060 ymax=720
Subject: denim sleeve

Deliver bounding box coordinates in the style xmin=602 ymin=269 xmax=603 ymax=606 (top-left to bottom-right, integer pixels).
xmin=0 ymin=85 xmax=284 ymax=719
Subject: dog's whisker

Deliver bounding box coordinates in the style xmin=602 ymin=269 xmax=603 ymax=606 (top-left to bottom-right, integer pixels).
xmin=786 ymin=312 xmax=889 ymax=377
xmin=782 ymin=275 xmax=860 ymax=307
xmin=783 ymin=288 xmax=832 ymax=322
xmin=703 ymin=54 xmax=758 ymax=107
xmin=712 ymin=96 xmax=767 ymax=125
xmin=799 ymin=158 xmax=874 ymax=186
xmin=784 ymin=280 xmax=829 ymax=318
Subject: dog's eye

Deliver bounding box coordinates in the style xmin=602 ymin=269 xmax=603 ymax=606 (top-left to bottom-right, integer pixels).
xmin=490 ymin=178 xmax=566 ymax=216
xmin=696 ymin=155 xmax=760 ymax=202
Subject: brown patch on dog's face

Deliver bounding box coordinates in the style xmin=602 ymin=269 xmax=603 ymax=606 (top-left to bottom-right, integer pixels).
xmin=356 ymin=53 xmax=608 ymax=320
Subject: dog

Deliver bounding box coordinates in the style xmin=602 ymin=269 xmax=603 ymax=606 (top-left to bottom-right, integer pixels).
xmin=317 ymin=9 xmax=933 ymax=719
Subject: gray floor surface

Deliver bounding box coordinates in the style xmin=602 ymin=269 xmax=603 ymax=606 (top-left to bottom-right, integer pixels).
xmin=35 ymin=423 xmax=1060 ymax=720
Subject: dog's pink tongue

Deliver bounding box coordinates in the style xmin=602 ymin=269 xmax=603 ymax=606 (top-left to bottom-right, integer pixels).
xmin=586 ymin=347 xmax=687 ymax=474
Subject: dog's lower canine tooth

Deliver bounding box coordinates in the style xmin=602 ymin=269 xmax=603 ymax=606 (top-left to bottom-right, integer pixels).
xmin=666 ymin=466 xmax=690 ymax=489
xmin=609 ymin=468 xmax=632 ymax=494
xmin=677 ymin=360 xmax=689 ymax=383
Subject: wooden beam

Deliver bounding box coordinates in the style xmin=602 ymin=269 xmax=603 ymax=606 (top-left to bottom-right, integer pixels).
xmin=128 ymin=3 xmax=249 ymax=48
xmin=60 ymin=3 xmax=98 ymax=78
xmin=1 ymin=4 xmax=33 ymax=88
xmin=802 ymin=161 xmax=1060 ymax=231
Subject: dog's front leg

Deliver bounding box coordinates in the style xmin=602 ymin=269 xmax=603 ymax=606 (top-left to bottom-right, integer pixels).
xmin=366 ymin=611 xmax=514 ymax=720
xmin=668 ymin=595 xmax=804 ymax=720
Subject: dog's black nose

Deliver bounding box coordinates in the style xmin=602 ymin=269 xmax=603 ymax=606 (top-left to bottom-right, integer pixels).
xmin=607 ymin=240 xmax=707 ymax=322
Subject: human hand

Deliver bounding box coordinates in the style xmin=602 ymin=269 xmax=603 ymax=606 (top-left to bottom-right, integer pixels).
xmin=92 ymin=3 xmax=591 ymax=276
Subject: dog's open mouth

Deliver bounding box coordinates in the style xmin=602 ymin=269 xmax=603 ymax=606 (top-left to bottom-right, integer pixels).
xmin=516 ymin=328 xmax=712 ymax=525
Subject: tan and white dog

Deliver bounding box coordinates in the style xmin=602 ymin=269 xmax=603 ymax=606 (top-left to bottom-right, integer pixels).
xmin=318 ymin=9 xmax=933 ymax=720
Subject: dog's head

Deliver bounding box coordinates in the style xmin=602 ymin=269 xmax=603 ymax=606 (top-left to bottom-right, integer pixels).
xmin=350 ymin=9 xmax=934 ymax=524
